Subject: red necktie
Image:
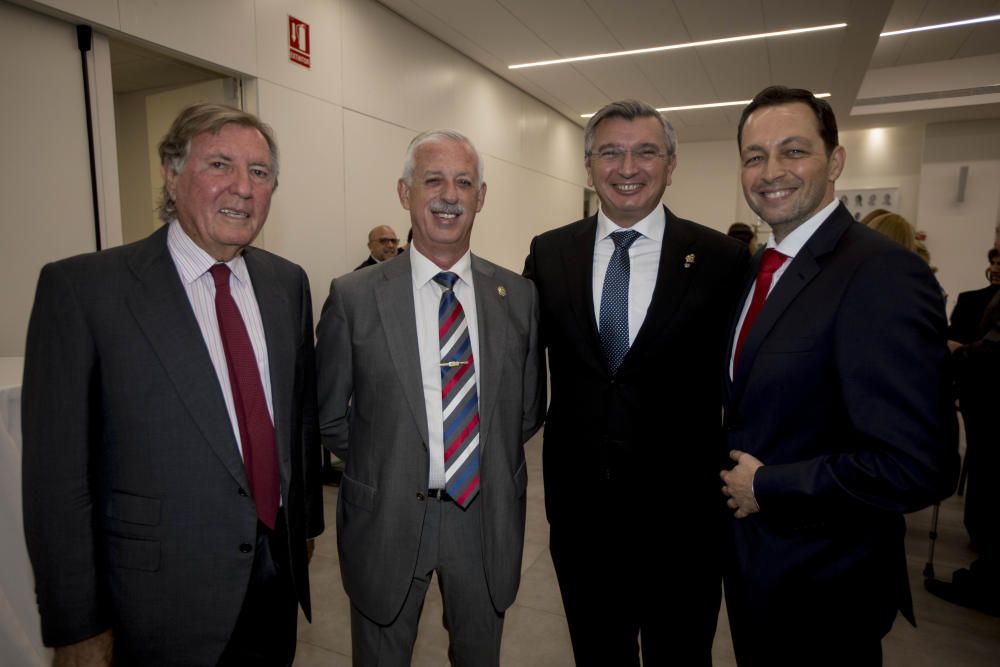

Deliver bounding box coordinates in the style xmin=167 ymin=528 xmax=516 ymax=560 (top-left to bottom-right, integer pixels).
xmin=734 ymin=249 xmax=788 ymax=370
xmin=210 ymin=264 xmax=279 ymax=529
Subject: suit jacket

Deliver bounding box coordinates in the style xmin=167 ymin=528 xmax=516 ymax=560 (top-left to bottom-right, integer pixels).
xmin=354 ymin=255 xmax=378 ymax=271
xmin=722 ymin=204 xmax=958 ymax=637
xmin=948 ymin=283 xmax=999 ymax=344
xmin=523 ymin=206 xmax=748 ymax=538
xmin=315 ymin=251 xmax=545 ymax=624
xmin=21 ymin=225 xmax=324 ymax=664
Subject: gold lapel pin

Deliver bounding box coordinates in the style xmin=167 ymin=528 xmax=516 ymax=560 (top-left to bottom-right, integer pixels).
xmin=497 ymin=286 xmax=507 ymax=297
xmin=684 ymin=253 xmax=696 ymax=268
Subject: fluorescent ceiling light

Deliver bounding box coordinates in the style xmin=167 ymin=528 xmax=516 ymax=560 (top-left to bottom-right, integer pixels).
xmin=580 ymin=93 xmax=832 ymax=118
xmin=509 ymin=23 xmax=846 ymax=70
xmin=880 ymin=14 xmax=1000 ymax=37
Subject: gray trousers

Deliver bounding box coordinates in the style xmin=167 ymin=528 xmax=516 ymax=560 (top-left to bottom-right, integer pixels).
xmin=350 ymin=496 xmax=504 ymax=666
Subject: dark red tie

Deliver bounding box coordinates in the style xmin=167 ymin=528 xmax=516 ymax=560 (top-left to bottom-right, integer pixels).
xmin=210 ymin=264 xmax=279 ymax=529
xmin=734 ymin=249 xmax=788 ymax=369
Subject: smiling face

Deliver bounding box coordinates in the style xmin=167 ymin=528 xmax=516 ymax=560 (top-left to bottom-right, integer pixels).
xmin=739 ymin=103 xmax=845 ymax=243
xmin=367 ymin=225 xmax=399 ymax=261
xmin=397 ymin=138 xmax=486 ymax=269
xmin=163 ymin=123 xmax=274 ymax=261
xmin=586 ymin=115 xmax=676 ymax=228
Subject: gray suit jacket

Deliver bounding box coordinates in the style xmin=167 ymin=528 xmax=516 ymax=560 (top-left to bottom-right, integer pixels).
xmin=21 ymin=225 xmax=324 ymax=665
xmin=316 ymin=251 xmax=545 ymax=624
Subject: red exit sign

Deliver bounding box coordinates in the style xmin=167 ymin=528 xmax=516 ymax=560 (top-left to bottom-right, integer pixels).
xmin=289 ymin=16 xmax=310 ymax=68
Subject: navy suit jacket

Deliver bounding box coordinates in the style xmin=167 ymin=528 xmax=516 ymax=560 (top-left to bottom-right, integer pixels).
xmin=722 ymin=204 xmax=958 ymax=637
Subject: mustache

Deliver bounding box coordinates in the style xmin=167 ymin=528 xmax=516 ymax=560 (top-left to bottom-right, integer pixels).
xmin=429 ymin=200 xmax=465 ymax=216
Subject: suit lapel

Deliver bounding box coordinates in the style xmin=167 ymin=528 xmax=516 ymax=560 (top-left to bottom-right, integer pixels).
xmin=125 ymin=226 xmax=249 ymax=489
xmin=471 ymin=256 xmax=507 ymax=445
xmin=731 ymin=205 xmax=854 ymax=393
xmin=560 ymin=217 xmax=603 ymax=360
xmin=375 ymin=253 xmax=430 ymax=446
xmin=245 ymin=249 xmax=294 ymax=493
xmin=626 ymin=207 xmax=699 ymax=361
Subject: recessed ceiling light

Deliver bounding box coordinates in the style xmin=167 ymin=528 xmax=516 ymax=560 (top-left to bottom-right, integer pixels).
xmin=580 ymin=94 xmax=832 ymax=118
xmin=509 ymin=24 xmax=846 ymax=70
xmin=880 ymin=13 xmax=1000 ymax=37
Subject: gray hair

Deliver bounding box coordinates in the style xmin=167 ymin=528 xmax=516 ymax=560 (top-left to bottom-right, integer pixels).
xmin=401 ymin=129 xmax=485 ymax=186
xmin=157 ymin=103 xmax=279 ymax=223
xmin=584 ymin=99 xmax=677 ymax=160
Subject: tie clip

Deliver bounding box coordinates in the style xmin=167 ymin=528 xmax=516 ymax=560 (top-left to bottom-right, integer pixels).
xmin=440 ymin=360 xmax=470 ymax=367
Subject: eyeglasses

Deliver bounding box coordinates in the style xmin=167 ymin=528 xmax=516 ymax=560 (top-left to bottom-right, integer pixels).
xmin=589 ymin=147 xmax=669 ymax=164
xmin=373 ymin=237 xmax=399 ymax=245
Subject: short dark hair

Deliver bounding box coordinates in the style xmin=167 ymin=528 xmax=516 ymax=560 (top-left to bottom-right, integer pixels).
xmin=737 ymin=86 xmax=838 ymax=156
xmin=584 ymin=99 xmax=677 ymax=160
xmin=989 ymin=247 xmax=999 ymax=262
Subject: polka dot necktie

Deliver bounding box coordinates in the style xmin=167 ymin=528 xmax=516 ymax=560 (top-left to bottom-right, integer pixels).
xmin=433 ymin=272 xmax=481 ymax=508
xmin=599 ymin=230 xmax=642 ymax=375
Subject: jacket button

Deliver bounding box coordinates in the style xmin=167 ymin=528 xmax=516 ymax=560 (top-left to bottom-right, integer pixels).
xmin=238 ymin=488 xmax=248 ymax=497
xmin=239 ymin=543 xmax=253 ymax=553
xmin=416 ymin=492 xmax=426 ymax=501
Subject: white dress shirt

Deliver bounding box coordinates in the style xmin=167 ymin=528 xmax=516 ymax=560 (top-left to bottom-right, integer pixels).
xmin=166 ymin=221 xmax=274 ymax=461
xmin=410 ymin=245 xmax=481 ymax=490
xmin=592 ymin=206 xmax=665 ymax=345
xmin=729 ymin=199 xmax=840 ymax=378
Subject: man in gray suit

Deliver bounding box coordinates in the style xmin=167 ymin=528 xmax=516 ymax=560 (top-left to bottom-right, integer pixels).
xmin=22 ymin=104 xmax=323 ymax=666
xmin=316 ymin=129 xmax=545 ymax=665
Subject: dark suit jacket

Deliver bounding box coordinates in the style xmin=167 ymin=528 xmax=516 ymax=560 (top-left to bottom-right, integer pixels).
xmin=315 ymin=251 xmax=545 ymax=624
xmin=524 ymin=206 xmax=748 ymax=537
xmin=21 ymin=225 xmax=324 ymax=664
xmin=722 ymin=204 xmax=958 ymax=639
xmin=948 ymin=284 xmax=999 ymax=344
xmin=354 ymin=255 xmax=377 ymax=271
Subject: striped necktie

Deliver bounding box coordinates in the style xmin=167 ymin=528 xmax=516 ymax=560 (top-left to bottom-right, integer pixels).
xmin=433 ymin=272 xmax=481 ymax=508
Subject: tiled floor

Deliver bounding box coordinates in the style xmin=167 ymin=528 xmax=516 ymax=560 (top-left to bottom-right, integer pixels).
xmin=295 ymin=431 xmax=1000 ymax=665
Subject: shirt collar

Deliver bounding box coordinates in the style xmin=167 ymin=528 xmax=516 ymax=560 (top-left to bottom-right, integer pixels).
xmin=766 ymin=199 xmax=839 ymax=259
xmin=167 ymin=220 xmax=250 ymax=285
xmin=597 ymin=204 xmax=665 ymax=243
xmin=409 ymin=243 xmax=473 ymax=289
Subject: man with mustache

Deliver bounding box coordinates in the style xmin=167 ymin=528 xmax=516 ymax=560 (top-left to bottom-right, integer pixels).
xmin=316 ymin=129 xmax=545 ymax=665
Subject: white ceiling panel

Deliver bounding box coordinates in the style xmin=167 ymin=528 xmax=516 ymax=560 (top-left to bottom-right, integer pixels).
xmin=497 ymin=0 xmax=621 ymax=55
xmin=585 ymin=0 xmax=691 ymax=48
xmin=375 ymin=0 xmax=1000 ymax=138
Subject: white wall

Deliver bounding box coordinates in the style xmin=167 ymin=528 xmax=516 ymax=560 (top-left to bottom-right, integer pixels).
xmin=9 ymin=0 xmax=587 ymax=324
xmin=0 ymin=2 xmax=98 ymax=357
xmin=918 ymin=119 xmax=1000 ymax=309
xmin=666 ymin=138 xmax=742 ymax=234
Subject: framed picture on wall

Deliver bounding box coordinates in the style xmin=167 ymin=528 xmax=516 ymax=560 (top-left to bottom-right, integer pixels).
xmin=835 ymin=187 xmax=899 ymax=222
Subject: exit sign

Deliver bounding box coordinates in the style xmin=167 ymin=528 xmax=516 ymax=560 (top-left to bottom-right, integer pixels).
xmin=289 ymin=16 xmax=310 ymax=68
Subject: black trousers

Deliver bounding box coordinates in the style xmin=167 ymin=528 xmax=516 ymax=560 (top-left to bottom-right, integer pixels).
xmin=218 ymin=513 xmax=299 ymax=666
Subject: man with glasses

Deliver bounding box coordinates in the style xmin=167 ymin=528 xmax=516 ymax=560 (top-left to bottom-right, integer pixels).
xmin=523 ymin=99 xmax=748 ymax=666
xmin=355 ymin=224 xmax=400 ymax=270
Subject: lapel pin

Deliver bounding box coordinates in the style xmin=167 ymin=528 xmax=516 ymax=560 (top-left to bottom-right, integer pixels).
xmin=497 ymin=286 xmax=507 ymax=297
xmin=684 ymin=253 xmax=696 ymax=268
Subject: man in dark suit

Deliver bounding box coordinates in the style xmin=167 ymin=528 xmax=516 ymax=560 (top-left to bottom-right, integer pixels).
xmin=719 ymin=86 xmax=958 ymax=665
xmin=927 ymin=226 xmax=1000 ymax=615
xmin=316 ymin=129 xmax=545 ymax=665
xmin=947 ymin=247 xmax=1000 ymax=348
xmin=354 ymin=224 xmax=400 ymax=270
xmin=22 ymin=104 xmax=323 ymax=666
xmin=523 ymin=100 xmax=748 ymax=666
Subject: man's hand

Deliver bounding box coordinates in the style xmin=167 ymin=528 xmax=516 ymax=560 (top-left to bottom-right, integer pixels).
xmin=720 ymin=450 xmax=764 ymax=519
xmin=53 ymin=629 xmax=113 ymax=667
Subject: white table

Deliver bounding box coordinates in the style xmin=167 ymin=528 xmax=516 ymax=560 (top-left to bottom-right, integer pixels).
xmin=0 ymin=357 xmax=50 ymax=665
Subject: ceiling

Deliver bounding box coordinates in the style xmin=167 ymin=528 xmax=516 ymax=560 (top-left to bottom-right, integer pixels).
xmin=109 ymin=38 xmax=226 ymax=94
xmin=376 ymin=0 xmax=1000 ymax=141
